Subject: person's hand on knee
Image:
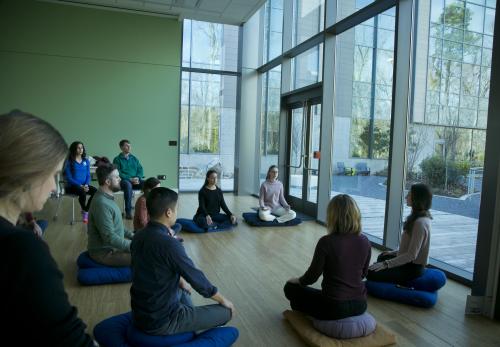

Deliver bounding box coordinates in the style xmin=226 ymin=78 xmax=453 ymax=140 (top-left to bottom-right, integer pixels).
xmin=230 ymin=215 xmax=237 ymax=224
xmin=206 ymin=215 xmax=213 ymax=225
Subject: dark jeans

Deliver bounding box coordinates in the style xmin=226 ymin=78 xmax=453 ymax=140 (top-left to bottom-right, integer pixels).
xmin=151 ymin=289 xmax=232 ymax=335
xmin=65 ymin=185 xmax=97 ymax=211
xmin=366 ymin=253 xmax=425 ymax=284
xmin=193 ymin=213 xmax=231 ymax=230
xmin=120 ymin=179 xmax=144 ymax=215
xmin=283 ymin=282 xmax=367 ymax=320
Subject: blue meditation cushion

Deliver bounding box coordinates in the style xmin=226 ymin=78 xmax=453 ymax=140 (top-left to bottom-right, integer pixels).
xmin=366 ymin=280 xmax=438 ymax=308
xmin=174 ymin=327 xmax=239 ymax=347
xmin=177 ymin=218 xmax=233 ymax=233
xmin=126 ymin=317 xmax=194 ymax=347
xmin=242 ymin=212 xmax=302 ymax=227
xmin=77 ymin=251 xmax=107 ymax=268
xmin=76 ymin=251 xmax=131 ymax=285
xmin=311 ymin=312 xmax=377 ymax=339
xmin=406 ymin=268 xmax=447 ymax=292
xmin=93 ymin=312 xmax=239 ymax=347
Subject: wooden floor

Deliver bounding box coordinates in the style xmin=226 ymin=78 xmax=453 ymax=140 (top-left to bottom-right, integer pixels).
xmin=38 ymin=193 xmax=500 ymax=347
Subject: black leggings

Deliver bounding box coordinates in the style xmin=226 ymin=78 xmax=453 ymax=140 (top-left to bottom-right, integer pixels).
xmin=283 ymin=282 xmax=367 ymax=320
xmin=65 ymin=185 xmax=97 ymax=211
xmin=193 ymin=213 xmax=231 ymax=230
xmin=366 ymin=253 xmax=425 ymax=284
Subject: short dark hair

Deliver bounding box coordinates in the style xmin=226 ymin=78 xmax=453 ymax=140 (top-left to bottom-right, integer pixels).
xmin=96 ymin=163 xmax=117 ymax=185
xmin=143 ymin=177 xmax=161 ymax=194
xmin=147 ymin=187 xmax=178 ymax=219
xmin=119 ymin=139 xmax=130 ymax=147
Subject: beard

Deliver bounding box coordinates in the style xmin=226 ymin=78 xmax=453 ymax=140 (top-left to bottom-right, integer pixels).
xmin=110 ymin=183 xmax=121 ymax=193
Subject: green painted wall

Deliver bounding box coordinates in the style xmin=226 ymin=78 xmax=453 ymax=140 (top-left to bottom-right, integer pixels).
xmin=0 ymin=0 xmax=182 ymax=188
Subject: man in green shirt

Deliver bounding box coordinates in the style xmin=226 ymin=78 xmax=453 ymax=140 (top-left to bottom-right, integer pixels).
xmin=87 ymin=163 xmax=134 ymax=267
xmin=113 ymin=139 xmax=144 ymax=219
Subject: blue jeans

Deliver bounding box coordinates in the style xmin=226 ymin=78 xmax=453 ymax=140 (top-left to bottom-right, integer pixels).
xmin=120 ymin=179 xmax=143 ymax=215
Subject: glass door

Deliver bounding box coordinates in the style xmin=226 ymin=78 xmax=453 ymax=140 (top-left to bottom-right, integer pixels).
xmin=286 ymin=102 xmax=321 ymax=217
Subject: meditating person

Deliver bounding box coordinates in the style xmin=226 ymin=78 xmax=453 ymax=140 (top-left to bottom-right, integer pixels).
xmin=367 ymin=183 xmax=432 ymax=284
xmin=64 ymin=141 xmax=97 ymax=223
xmin=134 ymin=177 xmax=181 ymax=238
xmin=113 ymin=139 xmax=144 ymax=220
xmin=284 ymin=194 xmax=371 ymax=320
xmin=193 ymin=170 xmax=237 ymax=231
xmin=131 ymin=187 xmax=234 ymax=335
xmin=259 ymin=165 xmax=296 ymax=223
xmin=0 ymin=110 xmax=95 ymax=346
xmin=87 ymin=163 xmax=134 ymax=267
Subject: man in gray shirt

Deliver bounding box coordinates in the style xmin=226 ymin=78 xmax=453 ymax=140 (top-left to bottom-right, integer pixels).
xmin=87 ymin=163 xmax=134 ymax=267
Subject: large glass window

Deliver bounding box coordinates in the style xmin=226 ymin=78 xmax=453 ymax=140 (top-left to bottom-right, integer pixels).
xmin=407 ymin=0 xmax=496 ymax=274
xmin=183 ymin=20 xmax=239 ymax=72
xmin=293 ymin=0 xmax=325 ymax=46
xmin=180 ymin=20 xmax=239 ymax=191
xmin=292 ymin=44 xmax=323 ymax=89
xmin=337 ymin=0 xmax=376 ymax=22
xmin=263 ymin=0 xmax=284 ymax=63
xmin=331 ymin=8 xmax=396 ymax=240
xmin=260 ymin=65 xmax=282 ymax=183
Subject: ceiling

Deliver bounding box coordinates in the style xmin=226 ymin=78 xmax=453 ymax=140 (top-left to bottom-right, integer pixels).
xmin=44 ymin=0 xmax=266 ymax=25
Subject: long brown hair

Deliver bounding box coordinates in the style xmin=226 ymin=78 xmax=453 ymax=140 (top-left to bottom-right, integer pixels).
xmin=326 ymin=194 xmax=362 ymax=235
xmin=403 ymin=183 xmax=433 ymax=234
xmin=0 ymin=110 xmax=68 ymax=199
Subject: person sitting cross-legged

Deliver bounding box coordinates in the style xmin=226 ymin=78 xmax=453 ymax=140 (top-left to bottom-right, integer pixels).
xmin=367 ymin=183 xmax=433 ymax=284
xmin=134 ymin=177 xmax=182 ymax=240
xmin=113 ymin=139 xmax=144 ymax=220
xmin=87 ymin=163 xmax=134 ymax=267
xmin=259 ymin=165 xmax=296 ymax=223
xmin=131 ymin=187 xmax=234 ymax=335
xmin=193 ymin=170 xmax=237 ymax=231
xmin=284 ymin=194 xmax=371 ymax=320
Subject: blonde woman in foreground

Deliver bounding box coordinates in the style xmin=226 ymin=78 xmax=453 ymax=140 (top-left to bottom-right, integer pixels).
xmin=284 ymin=194 xmax=371 ymax=319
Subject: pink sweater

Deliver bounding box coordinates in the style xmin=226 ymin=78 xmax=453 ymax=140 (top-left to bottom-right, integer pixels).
xmin=259 ymin=180 xmax=290 ymax=210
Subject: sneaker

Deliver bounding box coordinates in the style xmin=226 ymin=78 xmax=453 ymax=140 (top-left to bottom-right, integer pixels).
xmin=82 ymin=211 xmax=89 ymax=224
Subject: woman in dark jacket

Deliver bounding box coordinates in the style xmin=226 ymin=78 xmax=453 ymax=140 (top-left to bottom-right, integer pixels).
xmin=193 ymin=170 xmax=237 ymax=231
xmin=0 ymin=110 xmax=96 ymax=346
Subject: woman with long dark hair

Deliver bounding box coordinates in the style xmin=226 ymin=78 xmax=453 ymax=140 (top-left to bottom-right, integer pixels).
xmin=0 ymin=110 xmax=95 ymax=346
xmin=367 ymin=183 xmax=433 ymax=283
xmin=64 ymin=141 xmax=97 ymax=223
xmin=193 ymin=170 xmax=236 ymax=231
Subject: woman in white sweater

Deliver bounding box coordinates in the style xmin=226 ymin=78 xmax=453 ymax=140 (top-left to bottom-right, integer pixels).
xmin=259 ymin=165 xmax=296 ymax=223
xmin=367 ymin=183 xmax=433 ymax=283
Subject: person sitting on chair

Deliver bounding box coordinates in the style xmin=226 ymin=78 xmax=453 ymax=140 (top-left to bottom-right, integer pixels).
xmin=134 ymin=177 xmax=182 ymax=238
xmin=193 ymin=170 xmax=236 ymax=231
xmin=113 ymin=139 xmax=144 ymax=220
xmin=64 ymin=141 xmax=97 ymax=223
xmin=367 ymin=183 xmax=432 ymax=284
xmin=258 ymin=165 xmax=296 ymax=223
xmin=284 ymin=194 xmax=371 ymax=320
xmin=131 ymin=187 xmax=234 ymax=335
xmin=87 ymin=163 xmax=134 ymax=267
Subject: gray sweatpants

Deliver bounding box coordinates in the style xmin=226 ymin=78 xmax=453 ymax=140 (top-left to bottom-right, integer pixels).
xmin=151 ymin=289 xmax=232 ymax=335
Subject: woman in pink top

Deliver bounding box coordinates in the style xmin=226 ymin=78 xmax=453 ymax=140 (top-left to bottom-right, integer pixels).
xmin=367 ymin=183 xmax=433 ymax=284
xmin=259 ymin=165 xmax=296 ymax=223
